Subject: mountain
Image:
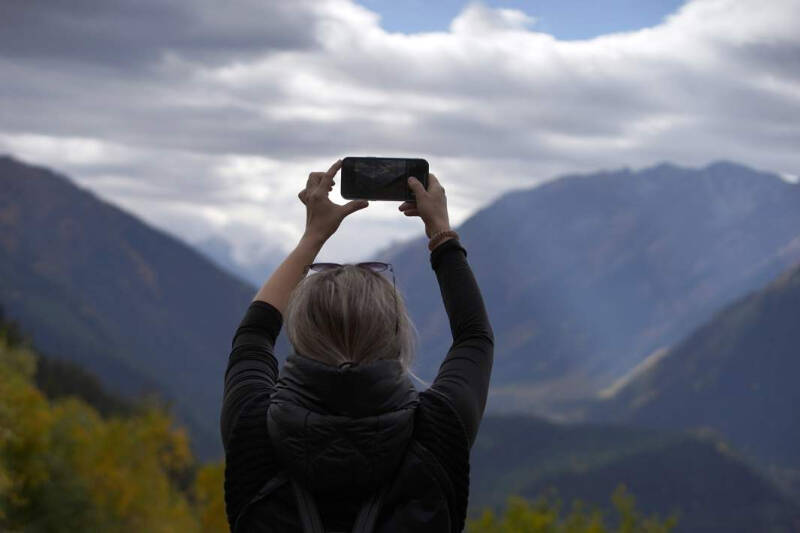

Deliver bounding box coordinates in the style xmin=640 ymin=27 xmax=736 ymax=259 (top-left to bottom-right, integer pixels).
xmin=195 ymin=234 xmax=280 ymax=287
xmin=595 ymin=262 xmax=800 ymax=475
xmin=5 ymin=155 xmax=799 ymax=456
xmin=380 ymin=161 xmax=800 ymax=413
xmin=0 ymin=155 xmax=256 ymax=459
xmin=470 ymin=415 xmax=800 ymax=532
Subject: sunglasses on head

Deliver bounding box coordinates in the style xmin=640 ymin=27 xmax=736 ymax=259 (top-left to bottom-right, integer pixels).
xmin=306 ymin=262 xmax=392 ymax=273
xmin=304 ymin=262 xmax=399 ymax=335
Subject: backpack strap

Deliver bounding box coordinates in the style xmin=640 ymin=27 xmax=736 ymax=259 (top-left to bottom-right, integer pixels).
xmin=351 ymin=484 xmax=390 ymax=533
xmin=291 ymin=479 xmax=326 ymax=533
xmin=291 ymin=479 xmax=392 ymax=533
xmin=233 ymin=471 xmax=289 ymax=532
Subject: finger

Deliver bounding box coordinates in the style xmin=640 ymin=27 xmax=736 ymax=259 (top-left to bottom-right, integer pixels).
xmin=320 ymin=159 xmax=343 ymax=190
xmin=327 ymin=159 xmax=343 ymax=176
xmin=426 ymin=173 xmax=441 ymax=190
xmin=407 ymin=176 xmax=427 ymax=196
xmin=307 ymin=171 xmax=325 ymax=191
xmin=298 ymin=190 xmax=308 ymax=204
xmin=402 ymin=208 xmax=420 ymax=217
xmin=399 ymin=201 xmax=416 ymax=211
xmin=341 ymin=199 xmax=369 ymax=217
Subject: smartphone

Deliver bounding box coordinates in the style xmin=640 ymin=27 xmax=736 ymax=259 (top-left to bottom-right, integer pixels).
xmin=341 ymin=157 xmax=429 ymax=202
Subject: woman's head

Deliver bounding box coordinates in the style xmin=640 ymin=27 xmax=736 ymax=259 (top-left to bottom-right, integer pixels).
xmin=286 ymin=264 xmax=417 ymax=372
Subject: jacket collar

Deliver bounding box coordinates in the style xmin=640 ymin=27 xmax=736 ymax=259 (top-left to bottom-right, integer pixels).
xmin=272 ymin=351 xmax=419 ymax=418
xmin=267 ymin=351 xmax=420 ymax=493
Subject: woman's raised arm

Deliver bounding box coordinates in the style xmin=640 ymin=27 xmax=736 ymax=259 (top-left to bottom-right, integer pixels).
xmin=253 ymin=159 xmax=368 ymax=314
xmin=400 ymin=174 xmax=494 ymax=448
xmin=428 ymin=238 xmax=494 ymax=448
xmin=221 ymin=159 xmax=369 ymax=451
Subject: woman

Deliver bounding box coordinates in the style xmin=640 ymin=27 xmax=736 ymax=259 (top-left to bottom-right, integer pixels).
xmin=221 ymin=159 xmax=494 ymax=532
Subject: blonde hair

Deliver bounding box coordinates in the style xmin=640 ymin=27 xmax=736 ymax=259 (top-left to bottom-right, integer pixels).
xmin=286 ymin=265 xmax=419 ymax=375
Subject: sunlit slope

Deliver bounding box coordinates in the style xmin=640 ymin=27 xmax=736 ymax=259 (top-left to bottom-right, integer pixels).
xmin=598 ymin=262 xmax=800 ymax=470
xmin=381 ymin=162 xmax=800 ymax=411
xmin=0 ymin=155 xmax=255 ymax=459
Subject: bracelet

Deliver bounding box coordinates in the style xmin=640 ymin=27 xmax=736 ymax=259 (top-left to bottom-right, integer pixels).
xmin=428 ymin=229 xmax=459 ymax=251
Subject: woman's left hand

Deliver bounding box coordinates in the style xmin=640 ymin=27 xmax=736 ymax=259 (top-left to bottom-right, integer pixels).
xmin=298 ymin=159 xmax=369 ymax=242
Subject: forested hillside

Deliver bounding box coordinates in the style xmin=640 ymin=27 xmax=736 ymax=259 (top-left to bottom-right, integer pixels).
xmin=469 ymin=415 xmax=800 ymax=532
xmin=597 ymin=262 xmax=800 ymax=475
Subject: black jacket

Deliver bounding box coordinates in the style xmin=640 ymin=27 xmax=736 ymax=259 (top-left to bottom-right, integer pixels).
xmin=221 ymin=238 xmax=494 ymax=531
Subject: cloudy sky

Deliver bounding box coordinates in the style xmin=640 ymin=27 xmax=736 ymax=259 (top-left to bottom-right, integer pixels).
xmin=1 ymin=0 xmax=799 ymax=276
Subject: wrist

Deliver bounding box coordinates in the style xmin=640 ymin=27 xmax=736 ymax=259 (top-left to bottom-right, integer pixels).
xmin=300 ymin=231 xmax=327 ymax=250
xmin=426 ymin=222 xmax=451 ymax=238
xmin=428 ymin=229 xmax=459 ymax=251
xmin=430 ymin=236 xmax=455 ymax=251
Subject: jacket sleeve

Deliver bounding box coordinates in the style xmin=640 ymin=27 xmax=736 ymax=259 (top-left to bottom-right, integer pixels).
xmin=427 ymin=238 xmax=494 ymax=448
xmin=220 ymin=300 xmax=283 ymax=453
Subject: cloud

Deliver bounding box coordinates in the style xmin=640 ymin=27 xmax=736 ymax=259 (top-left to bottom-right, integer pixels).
xmin=1 ymin=0 xmax=799 ymax=269
xmin=450 ymin=3 xmax=538 ymax=33
xmin=0 ymin=0 xmax=320 ymax=68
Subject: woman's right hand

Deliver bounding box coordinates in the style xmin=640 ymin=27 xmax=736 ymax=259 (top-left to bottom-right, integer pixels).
xmin=399 ymin=173 xmax=451 ymax=238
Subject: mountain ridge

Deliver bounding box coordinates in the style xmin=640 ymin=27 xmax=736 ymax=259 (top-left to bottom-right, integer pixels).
xmin=0 ymin=154 xmax=257 ymax=459
xmin=380 ymin=159 xmax=800 ymax=415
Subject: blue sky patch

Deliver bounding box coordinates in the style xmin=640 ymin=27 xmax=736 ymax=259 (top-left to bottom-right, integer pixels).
xmin=357 ymin=0 xmax=686 ymax=39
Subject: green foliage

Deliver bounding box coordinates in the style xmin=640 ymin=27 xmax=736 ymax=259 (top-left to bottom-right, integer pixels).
xmin=468 ymin=486 xmax=678 ymax=533
xmin=0 ymin=305 xmax=24 ymax=348
xmin=1 ymin=305 xmax=134 ymax=419
xmin=33 ymin=355 xmax=136 ymax=418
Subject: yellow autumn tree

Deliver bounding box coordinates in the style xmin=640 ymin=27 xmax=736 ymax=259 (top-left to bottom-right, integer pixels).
xmin=194 ymin=462 xmax=228 ymax=532
xmin=468 ymin=486 xmax=677 ymax=533
xmin=0 ymin=332 xmax=228 ymax=532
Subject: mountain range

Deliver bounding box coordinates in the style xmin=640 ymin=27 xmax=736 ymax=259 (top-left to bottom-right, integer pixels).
xmin=380 ymin=161 xmax=800 ymax=414
xmin=3 ymin=154 xmax=799 ymax=463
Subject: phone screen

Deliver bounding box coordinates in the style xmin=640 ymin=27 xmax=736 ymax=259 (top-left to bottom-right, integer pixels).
xmin=352 ymin=158 xmax=407 ymax=200
xmin=342 ymin=157 xmax=428 ymax=201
